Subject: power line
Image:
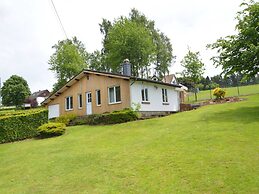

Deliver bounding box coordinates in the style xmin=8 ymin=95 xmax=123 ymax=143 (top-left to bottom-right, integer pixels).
xmin=50 ymin=0 xmax=68 ymax=39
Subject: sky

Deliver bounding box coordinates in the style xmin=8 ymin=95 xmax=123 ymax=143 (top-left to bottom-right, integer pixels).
xmin=0 ymin=0 xmax=243 ymax=92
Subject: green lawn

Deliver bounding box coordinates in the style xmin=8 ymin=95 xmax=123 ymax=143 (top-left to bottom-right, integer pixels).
xmin=0 ymin=95 xmax=259 ymax=193
xmin=187 ymin=84 xmax=259 ymax=102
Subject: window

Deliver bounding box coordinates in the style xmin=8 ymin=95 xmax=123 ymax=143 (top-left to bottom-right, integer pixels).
xmin=141 ymin=88 xmax=149 ymax=102
xmin=108 ymin=86 xmax=121 ymax=104
xmin=96 ymin=90 xmax=101 ymax=106
xmin=162 ymin=88 xmax=168 ymax=103
xmin=87 ymin=93 xmax=92 ymax=103
xmin=65 ymin=96 xmax=73 ymax=110
xmin=78 ymin=94 xmax=82 ymax=109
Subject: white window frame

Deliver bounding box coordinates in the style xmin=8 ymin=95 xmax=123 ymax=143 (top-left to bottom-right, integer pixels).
xmin=78 ymin=94 xmax=82 ymax=109
xmin=65 ymin=96 xmax=73 ymax=111
xmin=96 ymin=89 xmax=101 ymax=106
xmin=108 ymin=86 xmax=121 ymax=104
xmin=162 ymin=88 xmax=169 ymax=103
xmin=141 ymin=88 xmax=149 ymax=102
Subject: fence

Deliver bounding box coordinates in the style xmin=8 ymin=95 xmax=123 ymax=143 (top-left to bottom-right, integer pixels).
xmin=186 ymin=84 xmax=259 ymax=102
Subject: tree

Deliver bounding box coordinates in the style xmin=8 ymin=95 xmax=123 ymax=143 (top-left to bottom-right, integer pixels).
xmin=49 ymin=36 xmax=90 ymax=91
xmin=100 ymin=9 xmax=174 ymax=78
xmin=129 ymin=8 xmax=174 ymax=79
xmin=154 ymin=32 xmax=175 ymax=79
xmin=104 ymin=18 xmax=155 ymax=76
xmin=208 ymin=1 xmax=259 ymax=79
xmin=88 ymin=50 xmax=107 ymax=71
xmin=181 ymin=48 xmax=205 ymax=101
xmin=1 ymin=75 xmax=31 ymax=107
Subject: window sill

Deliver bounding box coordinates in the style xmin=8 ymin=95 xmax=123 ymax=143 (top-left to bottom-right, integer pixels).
xmin=65 ymin=109 xmax=73 ymax=111
xmin=108 ymin=101 xmax=122 ymax=105
xmin=96 ymin=104 xmax=101 ymax=107
xmin=78 ymin=107 xmax=83 ymax=110
xmin=162 ymin=102 xmax=170 ymax=105
xmin=141 ymin=101 xmax=150 ymax=104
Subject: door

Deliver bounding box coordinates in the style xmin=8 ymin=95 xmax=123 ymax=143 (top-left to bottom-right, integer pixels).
xmin=86 ymin=92 xmax=92 ymax=115
xmin=48 ymin=104 xmax=60 ymax=119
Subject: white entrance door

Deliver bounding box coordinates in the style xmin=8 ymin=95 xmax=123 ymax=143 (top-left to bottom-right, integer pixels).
xmin=86 ymin=92 xmax=92 ymax=115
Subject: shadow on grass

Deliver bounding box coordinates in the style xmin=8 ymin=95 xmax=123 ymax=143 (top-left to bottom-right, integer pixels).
xmin=203 ymin=106 xmax=259 ymax=124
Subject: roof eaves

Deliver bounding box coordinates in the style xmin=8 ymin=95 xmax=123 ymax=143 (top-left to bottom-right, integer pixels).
xmin=131 ymin=77 xmax=181 ymax=88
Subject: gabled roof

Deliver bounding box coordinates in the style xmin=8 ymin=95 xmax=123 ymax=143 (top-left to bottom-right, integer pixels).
xmin=162 ymin=74 xmax=178 ymax=84
xmin=31 ymin=90 xmax=50 ymax=98
xmin=42 ymin=69 xmax=181 ymax=105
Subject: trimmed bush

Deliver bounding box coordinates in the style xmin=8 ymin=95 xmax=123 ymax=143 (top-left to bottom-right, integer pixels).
xmin=37 ymin=122 xmax=66 ymax=138
xmin=213 ymin=87 xmax=226 ymax=99
xmin=0 ymin=109 xmax=48 ymax=143
xmin=69 ymin=109 xmax=139 ymax=126
xmin=55 ymin=113 xmax=77 ymax=125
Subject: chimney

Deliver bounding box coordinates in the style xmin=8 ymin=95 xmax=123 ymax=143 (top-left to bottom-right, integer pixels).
xmin=122 ymin=59 xmax=131 ymax=76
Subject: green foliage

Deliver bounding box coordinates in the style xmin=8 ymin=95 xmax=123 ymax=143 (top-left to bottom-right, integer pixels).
xmin=105 ymin=18 xmax=155 ymax=76
xmin=154 ymin=32 xmax=175 ymax=79
xmin=70 ymin=109 xmax=139 ymax=126
xmin=1 ymin=75 xmax=31 ymax=107
xmin=208 ymin=1 xmax=259 ymax=79
xmin=181 ymin=48 xmax=205 ymax=87
xmin=37 ymin=122 xmax=66 ymax=137
xmin=129 ymin=9 xmax=174 ymax=79
xmin=213 ymin=87 xmax=226 ymax=99
xmin=0 ymin=109 xmax=48 ymax=143
xmin=131 ymin=102 xmax=141 ymax=111
xmin=55 ymin=113 xmax=77 ymax=125
xmin=88 ymin=50 xmax=107 ymax=71
xmin=100 ymin=9 xmax=174 ymax=78
xmin=49 ymin=36 xmax=90 ymax=91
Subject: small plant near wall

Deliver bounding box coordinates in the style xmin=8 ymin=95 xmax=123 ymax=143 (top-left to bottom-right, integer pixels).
xmin=131 ymin=102 xmax=141 ymax=111
xmin=213 ymin=87 xmax=226 ymax=99
xmin=55 ymin=114 xmax=77 ymax=125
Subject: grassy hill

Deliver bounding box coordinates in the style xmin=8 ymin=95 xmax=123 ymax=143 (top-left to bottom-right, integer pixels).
xmin=0 ymin=95 xmax=258 ymax=193
xmin=187 ymin=83 xmax=259 ymax=102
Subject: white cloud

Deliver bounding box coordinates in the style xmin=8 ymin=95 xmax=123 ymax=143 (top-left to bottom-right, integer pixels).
xmin=0 ymin=0 xmax=242 ymax=92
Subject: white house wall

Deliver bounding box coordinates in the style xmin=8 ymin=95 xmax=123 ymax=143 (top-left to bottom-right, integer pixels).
xmin=130 ymin=81 xmax=180 ymax=112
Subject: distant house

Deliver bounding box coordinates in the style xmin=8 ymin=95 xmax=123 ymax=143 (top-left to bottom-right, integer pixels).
xmin=42 ymin=62 xmax=182 ymax=119
xmin=162 ymin=74 xmax=188 ymax=103
xmin=24 ymin=90 xmax=50 ymax=108
xmin=162 ymin=74 xmax=178 ymax=85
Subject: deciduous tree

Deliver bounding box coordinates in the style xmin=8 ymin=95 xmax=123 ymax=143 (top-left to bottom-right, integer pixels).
xmin=208 ymin=0 xmax=259 ymax=79
xmin=2 ymin=75 xmax=31 ymax=107
xmin=104 ymin=18 xmax=155 ymax=76
xmin=181 ymin=49 xmax=205 ymax=101
xmin=100 ymin=9 xmax=174 ymax=78
xmin=49 ymin=36 xmax=89 ymax=91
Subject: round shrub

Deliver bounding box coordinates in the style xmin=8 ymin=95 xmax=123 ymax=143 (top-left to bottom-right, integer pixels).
xmin=213 ymin=87 xmax=226 ymax=99
xmin=37 ymin=122 xmax=66 ymax=138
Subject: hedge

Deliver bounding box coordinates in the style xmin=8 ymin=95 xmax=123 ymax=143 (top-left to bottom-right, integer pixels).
xmin=0 ymin=109 xmax=48 ymax=143
xmin=70 ymin=109 xmax=139 ymax=126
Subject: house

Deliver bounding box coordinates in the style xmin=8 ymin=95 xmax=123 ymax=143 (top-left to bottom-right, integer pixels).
xmin=42 ymin=62 xmax=182 ymax=119
xmin=24 ymin=90 xmax=50 ymax=108
xmin=162 ymin=74 xmax=178 ymax=84
xmin=162 ymin=74 xmax=188 ymax=103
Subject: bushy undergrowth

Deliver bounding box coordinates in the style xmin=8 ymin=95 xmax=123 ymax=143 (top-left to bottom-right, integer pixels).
xmin=70 ymin=109 xmax=139 ymax=126
xmin=37 ymin=122 xmax=66 ymax=138
xmin=55 ymin=113 xmax=77 ymax=125
xmin=0 ymin=109 xmax=48 ymax=143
